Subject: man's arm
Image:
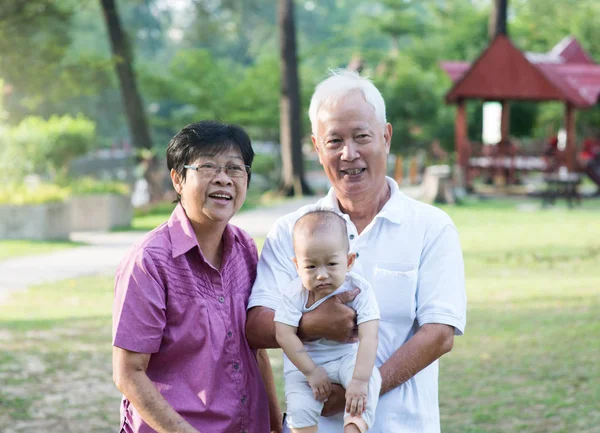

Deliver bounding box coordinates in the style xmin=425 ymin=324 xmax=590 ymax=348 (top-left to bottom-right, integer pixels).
xmin=322 ymin=323 xmax=455 ymax=416
xmin=246 ymin=288 xmax=360 ymax=350
xmin=256 ymin=349 xmax=283 ymax=433
xmin=112 ymin=347 xmax=200 ymax=433
xmin=379 ymin=323 xmax=454 ymax=395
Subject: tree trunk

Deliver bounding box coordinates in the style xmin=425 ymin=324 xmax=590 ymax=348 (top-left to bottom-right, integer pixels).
xmin=99 ymin=0 xmax=163 ymax=202
xmin=99 ymin=0 xmax=153 ymax=151
xmin=489 ymin=0 xmax=508 ymax=39
xmin=278 ymin=0 xmax=312 ymax=197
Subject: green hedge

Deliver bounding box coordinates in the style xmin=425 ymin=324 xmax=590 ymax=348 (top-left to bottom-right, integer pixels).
xmin=0 ymin=178 xmax=129 ymax=205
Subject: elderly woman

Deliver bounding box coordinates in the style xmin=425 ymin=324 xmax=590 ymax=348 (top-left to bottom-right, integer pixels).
xmin=112 ymin=121 xmax=281 ymax=433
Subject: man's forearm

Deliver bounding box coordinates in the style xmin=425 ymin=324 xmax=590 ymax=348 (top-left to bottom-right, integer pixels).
xmin=246 ymin=307 xmax=279 ymax=349
xmin=379 ymin=323 xmax=454 ymax=395
xmin=117 ymin=371 xmax=199 ymax=433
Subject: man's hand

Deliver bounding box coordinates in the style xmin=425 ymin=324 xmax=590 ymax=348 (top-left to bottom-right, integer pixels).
xmin=299 ymin=288 xmax=360 ymax=343
xmin=321 ymin=383 xmax=346 ymax=417
xmin=345 ymin=378 xmax=368 ymax=416
xmin=306 ymin=366 xmax=331 ymax=402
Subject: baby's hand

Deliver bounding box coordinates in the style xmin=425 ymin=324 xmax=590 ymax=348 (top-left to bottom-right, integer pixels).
xmin=345 ymin=378 xmax=368 ymax=416
xmin=306 ymin=366 xmax=331 ymax=402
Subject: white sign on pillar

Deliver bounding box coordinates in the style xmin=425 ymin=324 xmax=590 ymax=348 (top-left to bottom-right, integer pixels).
xmin=482 ymin=102 xmax=502 ymax=145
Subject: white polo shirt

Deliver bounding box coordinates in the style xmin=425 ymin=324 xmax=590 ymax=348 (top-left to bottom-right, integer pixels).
xmin=248 ymin=177 xmax=467 ymax=433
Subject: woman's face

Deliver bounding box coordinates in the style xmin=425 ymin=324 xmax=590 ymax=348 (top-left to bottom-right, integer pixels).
xmin=171 ymin=146 xmax=248 ymax=227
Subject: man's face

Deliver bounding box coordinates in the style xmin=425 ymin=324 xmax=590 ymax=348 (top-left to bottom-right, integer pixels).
xmin=171 ymin=147 xmax=248 ymax=226
xmin=312 ymin=90 xmax=392 ymax=201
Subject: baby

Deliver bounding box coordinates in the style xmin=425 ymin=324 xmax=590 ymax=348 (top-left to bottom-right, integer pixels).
xmin=275 ymin=209 xmax=381 ymax=433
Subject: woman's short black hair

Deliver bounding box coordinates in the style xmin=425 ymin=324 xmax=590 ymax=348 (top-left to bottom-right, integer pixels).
xmin=166 ymin=120 xmax=255 ymax=201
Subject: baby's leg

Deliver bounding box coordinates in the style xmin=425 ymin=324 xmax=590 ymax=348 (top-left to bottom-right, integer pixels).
xmin=343 ymin=423 xmax=362 ymax=433
xmin=284 ymin=370 xmax=323 ymax=433
xmin=338 ymin=355 xmax=382 ymax=433
xmin=291 ymin=427 xmax=317 ymax=433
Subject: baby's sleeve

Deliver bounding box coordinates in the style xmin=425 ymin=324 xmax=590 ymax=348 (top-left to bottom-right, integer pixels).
xmin=273 ymin=277 xmax=303 ymax=327
xmin=350 ymin=274 xmax=380 ymax=325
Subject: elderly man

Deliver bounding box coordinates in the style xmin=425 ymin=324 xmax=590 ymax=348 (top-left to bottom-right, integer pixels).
xmin=247 ymin=70 xmax=466 ymax=433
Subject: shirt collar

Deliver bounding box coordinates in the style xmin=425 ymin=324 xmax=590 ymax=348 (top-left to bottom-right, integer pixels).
xmin=321 ymin=176 xmax=403 ymax=225
xmin=168 ymin=203 xmax=241 ymax=260
xmin=168 ymin=203 xmax=199 ymax=258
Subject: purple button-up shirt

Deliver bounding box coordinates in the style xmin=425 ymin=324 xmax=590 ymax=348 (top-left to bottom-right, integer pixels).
xmin=113 ymin=204 xmax=269 ymax=433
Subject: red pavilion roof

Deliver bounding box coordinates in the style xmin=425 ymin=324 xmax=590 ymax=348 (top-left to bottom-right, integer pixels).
xmin=441 ymin=35 xmax=600 ymax=109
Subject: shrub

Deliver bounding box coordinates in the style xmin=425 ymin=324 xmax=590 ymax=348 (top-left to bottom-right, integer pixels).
xmin=0 ymin=183 xmax=70 ymax=205
xmin=66 ymin=177 xmax=130 ymax=196
xmin=0 ymin=115 xmax=96 ymax=182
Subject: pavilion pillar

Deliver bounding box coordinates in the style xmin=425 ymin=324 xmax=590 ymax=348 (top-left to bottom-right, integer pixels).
xmin=455 ymin=99 xmax=469 ymax=187
xmin=564 ymin=103 xmax=576 ymax=171
xmin=501 ymin=100 xmax=510 ymax=141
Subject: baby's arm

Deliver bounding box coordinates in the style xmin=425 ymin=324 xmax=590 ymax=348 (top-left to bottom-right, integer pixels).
xmin=275 ymin=322 xmax=331 ymax=401
xmin=346 ymin=319 xmax=379 ymax=416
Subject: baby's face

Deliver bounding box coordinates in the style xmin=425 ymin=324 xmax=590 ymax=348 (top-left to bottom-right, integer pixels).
xmin=293 ymin=231 xmax=354 ymax=294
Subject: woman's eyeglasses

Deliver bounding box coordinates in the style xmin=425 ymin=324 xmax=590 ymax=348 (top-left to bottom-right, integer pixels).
xmin=183 ymin=163 xmax=250 ymax=178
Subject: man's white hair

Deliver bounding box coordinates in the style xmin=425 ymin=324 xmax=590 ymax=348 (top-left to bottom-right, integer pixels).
xmin=308 ymin=69 xmax=387 ymax=136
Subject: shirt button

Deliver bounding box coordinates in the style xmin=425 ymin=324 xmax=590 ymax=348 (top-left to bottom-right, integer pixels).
xmin=227 ymin=331 xmax=233 ymax=337
xmin=349 ymin=234 xmax=355 ymax=240
xmin=233 ymin=362 xmax=240 ymax=370
xmin=218 ymin=296 xmax=225 ymax=303
xmin=241 ymin=430 xmax=248 ymax=433
xmin=356 ymin=252 xmax=360 ymax=258
xmin=241 ymin=396 xmax=247 ymax=404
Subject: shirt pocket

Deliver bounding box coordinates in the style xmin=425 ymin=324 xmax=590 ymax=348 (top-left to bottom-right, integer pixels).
xmin=372 ymin=262 xmax=417 ymax=323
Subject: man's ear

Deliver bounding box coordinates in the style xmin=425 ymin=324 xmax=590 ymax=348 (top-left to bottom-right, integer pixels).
xmin=347 ymin=252 xmax=356 ymax=271
xmin=312 ymin=135 xmax=324 ymax=165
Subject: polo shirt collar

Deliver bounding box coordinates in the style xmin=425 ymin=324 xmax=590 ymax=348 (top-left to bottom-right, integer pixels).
xmin=321 ymin=176 xmax=404 ymax=225
xmin=168 ymin=203 xmax=241 ymax=260
xmin=168 ymin=203 xmax=199 ymax=258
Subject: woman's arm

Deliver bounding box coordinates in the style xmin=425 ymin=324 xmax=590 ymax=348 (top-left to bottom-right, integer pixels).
xmin=256 ymin=349 xmax=283 ymax=433
xmin=112 ymin=347 xmax=200 ymax=433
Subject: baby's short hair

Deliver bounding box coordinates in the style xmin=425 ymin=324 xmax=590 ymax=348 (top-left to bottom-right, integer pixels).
xmin=292 ymin=209 xmax=349 ymax=252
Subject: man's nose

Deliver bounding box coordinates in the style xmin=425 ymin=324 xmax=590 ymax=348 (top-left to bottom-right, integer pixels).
xmin=341 ymin=141 xmax=359 ymax=161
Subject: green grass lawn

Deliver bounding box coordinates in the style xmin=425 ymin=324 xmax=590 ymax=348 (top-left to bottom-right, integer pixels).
xmin=0 ymin=240 xmax=82 ymax=262
xmin=1 ymin=199 xmax=599 ymax=432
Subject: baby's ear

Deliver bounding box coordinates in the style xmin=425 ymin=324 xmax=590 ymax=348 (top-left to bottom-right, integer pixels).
xmin=291 ymin=256 xmax=299 ymax=270
xmin=347 ymin=252 xmax=356 ymax=270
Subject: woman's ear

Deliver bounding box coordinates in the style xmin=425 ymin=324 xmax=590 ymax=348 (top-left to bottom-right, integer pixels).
xmin=170 ymin=168 xmax=183 ymax=195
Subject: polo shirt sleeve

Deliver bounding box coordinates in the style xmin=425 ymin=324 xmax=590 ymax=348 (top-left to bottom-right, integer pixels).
xmin=248 ymin=221 xmax=297 ymax=311
xmin=113 ymin=247 xmax=167 ymax=353
xmin=416 ymin=223 xmax=467 ymax=335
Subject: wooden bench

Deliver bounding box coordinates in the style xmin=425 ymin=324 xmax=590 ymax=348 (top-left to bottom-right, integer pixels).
xmin=541 ymin=172 xmax=582 ymax=208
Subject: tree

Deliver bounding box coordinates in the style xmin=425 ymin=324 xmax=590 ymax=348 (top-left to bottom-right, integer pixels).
xmin=489 ymin=0 xmax=508 ymax=39
xmin=278 ymin=0 xmax=311 ymax=196
xmin=99 ymin=0 xmax=153 ymax=152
